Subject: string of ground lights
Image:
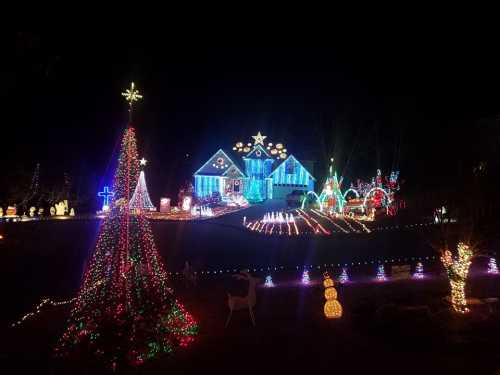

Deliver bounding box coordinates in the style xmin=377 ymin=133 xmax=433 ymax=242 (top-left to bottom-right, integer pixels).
xmin=10 ymin=255 xmax=499 ymax=329
xmin=244 ymin=208 xmax=434 ymax=236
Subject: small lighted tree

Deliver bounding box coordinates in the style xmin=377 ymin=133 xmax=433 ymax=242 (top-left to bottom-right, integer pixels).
xmin=301 ymin=270 xmax=310 ymax=285
xmin=441 ymin=242 xmax=473 ymax=314
xmin=246 ymin=178 xmax=263 ymax=203
xmin=376 ymin=264 xmax=386 ymax=281
xmin=338 ymin=267 xmax=349 ymax=283
xmin=264 ymin=275 xmax=274 ymax=287
xmin=488 ymin=257 xmax=498 ymax=274
xmin=413 ymin=262 xmax=424 ymax=279
xmin=129 ymin=170 xmax=156 ymax=211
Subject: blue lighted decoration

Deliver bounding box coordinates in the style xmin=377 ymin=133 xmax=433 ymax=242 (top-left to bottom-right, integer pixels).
xmin=269 ymin=155 xmax=314 ymax=189
xmin=193 ymin=133 xmax=315 ymax=202
xmin=98 ymin=186 xmax=115 ymax=210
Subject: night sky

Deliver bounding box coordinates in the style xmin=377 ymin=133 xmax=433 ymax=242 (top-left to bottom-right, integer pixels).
xmin=2 ymin=32 xmax=500 ymax=210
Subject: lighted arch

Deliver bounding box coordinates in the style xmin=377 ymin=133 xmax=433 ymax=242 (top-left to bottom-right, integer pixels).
xmin=301 ymin=191 xmax=323 ymax=211
xmin=318 ymin=191 xmax=328 ymax=204
xmin=343 ymin=188 xmax=360 ymax=200
xmin=362 ymin=187 xmax=391 ymax=208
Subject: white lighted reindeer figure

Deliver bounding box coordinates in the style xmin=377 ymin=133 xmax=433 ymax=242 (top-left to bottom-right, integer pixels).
xmin=225 ymin=271 xmax=260 ymax=328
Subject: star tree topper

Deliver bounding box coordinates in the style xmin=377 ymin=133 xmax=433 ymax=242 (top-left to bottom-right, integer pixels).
xmin=121 ymin=81 xmax=143 ymax=114
xmin=140 ymin=158 xmax=147 ymax=166
xmin=121 ymin=82 xmax=143 ymax=121
xmin=252 ymin=131 xmax=267 ymax=146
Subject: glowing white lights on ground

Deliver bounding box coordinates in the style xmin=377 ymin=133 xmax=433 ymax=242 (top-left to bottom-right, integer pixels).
xmin=244 ymin=208 xmax=373 ymax=236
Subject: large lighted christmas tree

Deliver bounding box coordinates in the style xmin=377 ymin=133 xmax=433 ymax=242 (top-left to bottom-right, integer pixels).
xmin=55 ymin=83 xmax=197 ymax=368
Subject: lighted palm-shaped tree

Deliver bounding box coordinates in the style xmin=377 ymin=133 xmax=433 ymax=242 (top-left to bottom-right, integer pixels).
xmin=440 ymin=242 xmax=473 ymax=313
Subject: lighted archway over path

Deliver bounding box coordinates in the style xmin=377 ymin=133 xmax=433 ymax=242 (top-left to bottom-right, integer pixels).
xmin=343 ymin=188 xmax=360 ymax=200
xmin=362 ymin=187 xmax=391 ymax=208
xmin=301 ymin=191 xmax=323 ymax=211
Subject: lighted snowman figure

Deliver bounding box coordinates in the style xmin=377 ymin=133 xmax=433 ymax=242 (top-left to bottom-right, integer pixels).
xmin=29 ymin=207 xmax=36 ymax=217
xmin=323 ymin=272 xmax=342 ymax=319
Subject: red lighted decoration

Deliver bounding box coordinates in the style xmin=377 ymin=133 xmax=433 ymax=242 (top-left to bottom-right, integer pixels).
xmin=55 ymin=126 xmax=198 ymax=368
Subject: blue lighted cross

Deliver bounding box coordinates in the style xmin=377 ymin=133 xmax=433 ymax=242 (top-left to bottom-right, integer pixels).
xmin=98 ymin=186 xmax=115 ymax=208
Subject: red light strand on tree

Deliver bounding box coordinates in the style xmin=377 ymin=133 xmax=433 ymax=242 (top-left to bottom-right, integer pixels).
xmin=55 ymin=126 xmax=198 ymax=368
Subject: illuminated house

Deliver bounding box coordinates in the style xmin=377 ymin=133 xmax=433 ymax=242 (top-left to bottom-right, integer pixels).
xmin=194 ymin=132 xmax=315 ymax=202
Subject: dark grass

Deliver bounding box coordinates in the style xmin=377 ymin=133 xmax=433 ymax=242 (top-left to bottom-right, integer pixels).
xmin=3 ymin=276 xmax=500 ymax=374
xmin=0 ymin=216 xmax=434 ymax=325
xmin=1 ymin=216 xmax=500 ymax=374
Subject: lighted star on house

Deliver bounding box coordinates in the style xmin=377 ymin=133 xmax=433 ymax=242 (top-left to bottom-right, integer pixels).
xmin=140 ymin=158 xmax=147 ymax=166
xmin=252 ymin=131 xmax=267 ymax=145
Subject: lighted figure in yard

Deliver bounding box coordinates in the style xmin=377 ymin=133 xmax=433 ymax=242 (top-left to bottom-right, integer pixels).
xmin=182 ymin=196 xmax=192 ymax=211
xmin=55 ymin=84 xmax=197 ymax=369
xmin=344 ymin=169 xmax=400 ymax=217
xmin=55 ymin=202 xmax=66 ymax=216
xmin=319 ymin=158 xmax=345 ymax=214
xmin=178 ymin=182 xmax=194 ymax=210
xmin=323 ymin=272 xmax=342 ymax=319
xmin=0 ymin=207 xmax=3 ymax=217
xmin=487 ymin=257 xmax=498 ymax=274
xmin=264 ymin=275 xmax=274 ymax=287
xmin=441 ymin=242 xmax=473 ymax=314
xmin=302 ymin=270 xmax=310 ymax=285
xmin=225 ymin=271 xmax=260 ymax=327
xmin=159 ymin=198 xmax=171 ymax=213
xmin=376 ymin=264 xmax=387 ymax=281
xmin=413 ymin=262 xmax=424 ymax=279
xmin=338 ymin=267 xmax=349 ymax=283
